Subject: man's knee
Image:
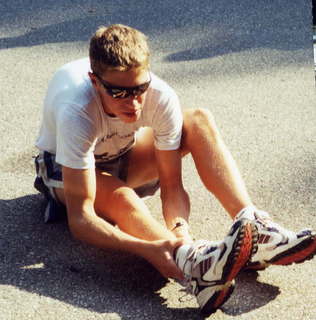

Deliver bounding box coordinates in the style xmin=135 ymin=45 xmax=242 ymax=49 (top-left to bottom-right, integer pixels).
xmin=109 ymin=187 xmax=150 ymax=218
xmin=184 ymin=108 xmax=216 ymax=127
xmin=182 ymin=108 xmax=219 ymax=147
xmin=111 ymin=187 xmax=139 ymax=209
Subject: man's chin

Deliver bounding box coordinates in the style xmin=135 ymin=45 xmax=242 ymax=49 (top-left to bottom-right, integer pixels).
xmin=120 ymin=111 xmax=141 ymax=123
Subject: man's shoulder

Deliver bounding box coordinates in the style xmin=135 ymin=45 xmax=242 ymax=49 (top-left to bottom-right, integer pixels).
xmin=148 ymin=72 xmax=178 ymax=102
xmin=46 ymin=58 xmax=94 ymax=108
xmin=150 ymin=73 xmax=174 ymax=93
xmin=49 ymin=58 xmax=91 ymax=89
xmin=58 ymin=57 xmax=91 ymax=74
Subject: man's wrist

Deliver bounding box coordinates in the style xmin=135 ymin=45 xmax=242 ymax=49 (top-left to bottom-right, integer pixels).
xmin=125 ymin=238 xmax=152 ymax=258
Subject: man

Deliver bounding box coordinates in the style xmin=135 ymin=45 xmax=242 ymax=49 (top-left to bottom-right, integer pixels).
xmin=34 ymin=24 xmax=315 ymax=315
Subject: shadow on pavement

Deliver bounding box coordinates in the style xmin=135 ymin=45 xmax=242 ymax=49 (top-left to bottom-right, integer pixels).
xmin=0 ymin=194 xmax=280 ymax=319
xmin=0 ymin=194 xmax=180 ymax=319
xmin=166 ymin=271 xmax=280 ymax=319
xmin=0 ymin=0 xmax=311 ymax=64
xmin=220 ymin=271 xmax=280 ymax=316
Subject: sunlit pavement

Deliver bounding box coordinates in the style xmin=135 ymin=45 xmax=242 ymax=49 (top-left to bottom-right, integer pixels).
xmin=0 ymin=1 xmax=315 ymax=320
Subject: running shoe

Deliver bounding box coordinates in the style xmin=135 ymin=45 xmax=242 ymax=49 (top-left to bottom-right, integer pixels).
xmin=175 ymin=219 xmax=258 ymax=316
xmin=34 ymin=176 xmax=67 ymax=223
xmin=43 ymin=198 xmax=67 ymax=223
xmin=235 ymin=206 xmax=316 ymax=270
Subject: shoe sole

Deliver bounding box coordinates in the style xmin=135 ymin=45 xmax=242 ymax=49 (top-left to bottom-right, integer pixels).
xmin=246 ymin=234 xmax=316 ymax=270
xmin=201 ymin=220 xmax=258 ymax=316
xmin=271 ymin=235 xmax=316 ymax=265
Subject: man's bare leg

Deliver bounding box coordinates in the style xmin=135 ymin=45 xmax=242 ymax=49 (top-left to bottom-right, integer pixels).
xmin=54 ymin=175 xmax=176 ymax=242
xmin=126 ymin=128 xmax=192 ymax=241
xmin=124 ymin=116 xmax=253 ymax=230
xmin=180 ymin=108 xmax=253 ymax=218
xmin=94 ymin=171 xmax=177 ymax=241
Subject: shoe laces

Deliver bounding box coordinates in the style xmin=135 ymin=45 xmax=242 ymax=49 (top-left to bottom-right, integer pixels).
xmin=181 ymin=240 xmax=222 ymax=296
xmin=180 ymin=240 xmax=209 ymax=295
xmin=239 ymin=207 xmax=274 ymax=230
xmin=254 ymin=211 xmax=272 ymax=228
xmin=178 ymin=279 xmax=234 ymax=302
xmin=178 ymin=240 xmax=235 ymax=303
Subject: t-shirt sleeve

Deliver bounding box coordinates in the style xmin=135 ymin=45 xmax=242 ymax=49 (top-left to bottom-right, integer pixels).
xmin=55 ymin=103 xmax=96 ymax=169
xmin=152 ymin=92 xmax=183 ymax=151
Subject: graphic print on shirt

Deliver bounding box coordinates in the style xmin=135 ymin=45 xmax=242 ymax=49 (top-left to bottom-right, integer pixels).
xmin=100 ymin=131 xmax=135 ymax=143
xmin=95 ymin=132 xmax=136 ymax=162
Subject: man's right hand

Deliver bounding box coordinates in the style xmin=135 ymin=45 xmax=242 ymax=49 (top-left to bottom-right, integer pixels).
xmin=141 ymin=238 xmax=187 ymax=280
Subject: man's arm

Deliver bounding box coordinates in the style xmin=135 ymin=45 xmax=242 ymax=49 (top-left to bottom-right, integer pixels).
xmin=62 ymin=166 xmax=185 ymax=279
xmin=154 ymin=148 xmax=191 ymax=240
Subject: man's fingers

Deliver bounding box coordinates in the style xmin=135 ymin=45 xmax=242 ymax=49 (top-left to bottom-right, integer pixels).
xmin=164 ymin=241 xmax=185 ymax=280
xmin=160 ymin=261 xmax=185 ymax=280
xmin=170 ymin=263 xmax=185 ymax=280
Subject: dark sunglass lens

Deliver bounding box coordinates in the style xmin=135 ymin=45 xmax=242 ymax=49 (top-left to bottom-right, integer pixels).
xmin=105 ymin=79 xmax=150 ymax=99
xmin=110 ymin=89 xmax=128 ymax=99
xmin=140 ymin=82 xmax=150 ymax=90
xmin=133 ymin=89 xmax=142 ymax=96
xmin=133 ymin=83 xmax=150 ymax=96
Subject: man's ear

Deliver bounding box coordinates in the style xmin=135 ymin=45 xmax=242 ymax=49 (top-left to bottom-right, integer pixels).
xmin=88 ymin=72 xmax=97 ymax=86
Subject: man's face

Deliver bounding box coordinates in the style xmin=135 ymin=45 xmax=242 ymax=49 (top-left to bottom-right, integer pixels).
xmin=89 ymin=67 xmax=150 ymax=123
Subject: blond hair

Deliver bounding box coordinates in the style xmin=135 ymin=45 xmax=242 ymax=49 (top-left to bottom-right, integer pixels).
xmin=89 ymin=24 xmax=150 ymax=75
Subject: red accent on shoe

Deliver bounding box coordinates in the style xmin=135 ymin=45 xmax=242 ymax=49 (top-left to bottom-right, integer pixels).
xmin=214 ymin=223 xmax=253 ymax=309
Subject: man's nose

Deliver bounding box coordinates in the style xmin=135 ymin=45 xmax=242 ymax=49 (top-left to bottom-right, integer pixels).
xmin=126 ymin=94 xmax=142 ymax=104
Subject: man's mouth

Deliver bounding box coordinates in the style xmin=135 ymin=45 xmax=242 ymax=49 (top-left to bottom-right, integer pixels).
xmin=123 ymin=109 xmax=140 ymax=117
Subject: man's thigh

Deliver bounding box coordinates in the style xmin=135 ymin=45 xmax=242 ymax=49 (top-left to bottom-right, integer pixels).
xmin=54 ymin=169 xmax=143 ymax=224
xmin=126 ymin=116 xmax=193 ymax=188
xmin=125 ymin=127 xmax=159 ymax=188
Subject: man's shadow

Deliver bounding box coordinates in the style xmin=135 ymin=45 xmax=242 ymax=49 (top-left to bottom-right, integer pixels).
xmin=0 ymin=194 xmax=280 ymax=319
xmin=220 ymin=270 xmax=281 ymax=316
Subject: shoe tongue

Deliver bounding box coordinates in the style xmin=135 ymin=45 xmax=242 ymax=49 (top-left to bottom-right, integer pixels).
xmin=175 ymin=242 xmax=216 ymax=276
xmin=235 ymin=206 xmax=256 ymax=220
xmin=175 ymin=244 xmax=193 ymax=272
xmin=199 ymin=241 xmax=221 ymax=254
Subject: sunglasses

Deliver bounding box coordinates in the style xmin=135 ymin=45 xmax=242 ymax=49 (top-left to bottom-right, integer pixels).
xmin=94 ymin=73 xmax=151 ymax=99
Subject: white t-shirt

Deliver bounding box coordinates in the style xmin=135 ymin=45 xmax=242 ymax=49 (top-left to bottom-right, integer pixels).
xmin=36 ymin=58 xmax=183 ymax=169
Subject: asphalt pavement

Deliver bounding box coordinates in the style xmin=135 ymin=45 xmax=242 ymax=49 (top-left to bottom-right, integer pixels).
xmin=0 ymin=1 xmax=315 ymax=319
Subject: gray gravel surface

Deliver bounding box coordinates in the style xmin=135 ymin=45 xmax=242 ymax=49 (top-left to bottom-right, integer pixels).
xmin=0 ymin=1 xmax=315 ymax=319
